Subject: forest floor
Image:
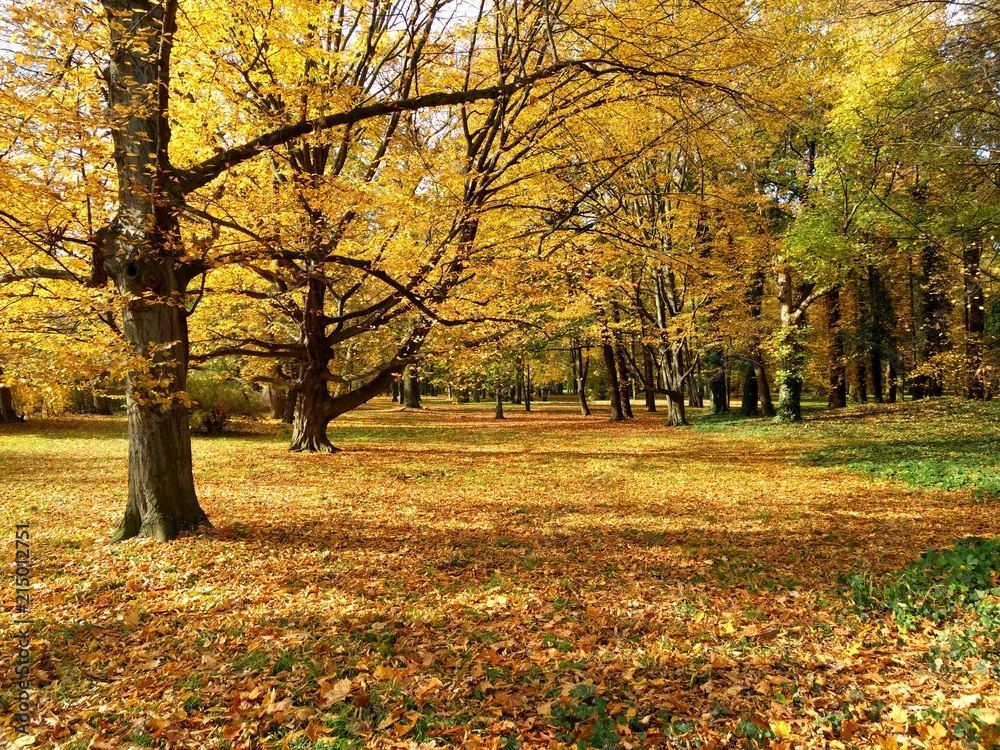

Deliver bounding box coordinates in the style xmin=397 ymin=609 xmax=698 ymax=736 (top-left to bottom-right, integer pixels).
xmin=1 ymin=397 xmax=999 ymax=750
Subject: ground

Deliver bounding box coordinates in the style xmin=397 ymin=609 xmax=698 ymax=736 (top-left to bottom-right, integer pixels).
xmin=1 ymin=397 xmax=999 ymax=749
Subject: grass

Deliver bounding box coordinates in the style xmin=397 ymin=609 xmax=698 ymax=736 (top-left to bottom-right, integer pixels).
xmin=1 ymin=396 xmax=999 ymax=749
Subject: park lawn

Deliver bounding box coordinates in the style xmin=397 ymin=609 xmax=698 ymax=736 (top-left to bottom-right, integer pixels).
xmin=1 ymin=398 xmax=999 ymax=749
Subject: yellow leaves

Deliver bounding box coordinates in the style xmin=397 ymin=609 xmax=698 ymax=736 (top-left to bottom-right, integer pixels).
xmin=769 ymin=719 xmax=792 ymax=739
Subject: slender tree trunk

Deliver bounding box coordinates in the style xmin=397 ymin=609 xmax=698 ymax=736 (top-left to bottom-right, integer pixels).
xmin=602 ymin=343 xmax=625 ymax=422
xmin=827 ymin=287 xmax=846 ymax=408
xmin=472 ymin=387 xmax=480 ymax=403
xmin=752 ymin=352 xmax=775 ymax=418
xmin=964 ymin=242 xmax=985 ymax=399
xmin=870 ymin=351 xmax=884 ymax=403
xmin=914 ymin=243 xmax=949 ymax=398
xmin=887 ymin=359 xmax=898 ymax=403
xmin=741 ymin=360 xmax=759 ymax=417
xmin=402 ymin=364 xmax=421 ymax=408
xmin=856 ymin=362 xmax=868 ymax=404
xmin=572 ymin=345 xmax=591 ymax=416
xmin=495 ymin=386 xmax=504 ymax=419
xmin=642 ymin=345 xmax=657 ymax=412
xmin=524 ymin=362 xmax=531 ymax=412
xmin=390 ymin=380 xmax=399 ymax=403
xmin=283 ymin=388 xmax=297 ymax=424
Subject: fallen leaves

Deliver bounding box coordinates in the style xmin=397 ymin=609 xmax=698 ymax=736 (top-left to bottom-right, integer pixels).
xmin=1 ymin=403 xmax=999 ymax=749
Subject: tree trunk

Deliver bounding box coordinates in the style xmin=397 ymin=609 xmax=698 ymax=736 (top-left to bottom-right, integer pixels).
xmin=752 ymin=352 xmax=776 ymax=418
xmin=92 ymin=393 xmax=113 ymax=415
xmin=97 ymin=0 xmax=212 ymax=542
xmin=913 ymin=242 xmax=949 ymax=398
xmin=870 ymin=350 xmax=884 ymax=403
xmin=524 ymin=362 xmax=531 ymax=412
xmin=266 ymin=385 xmax=287 ymax=419
xmin=290 ymin=374 xmax=337 ymax=452
xmin=390 ymin=380 xmax=399 ymax=403
xmin=741 ymin=360 xmax=759 ymax=417
xmin=602 ymin=343 xmax=625 ymax=422
xmin=289 ymin=276 xmax=338 ymax=452
xmin=572 ymin=345 xmax=591 ymax=416
xmin=887 ymin=359 xmax=898 ymax=403
xmin=856 ymin=362 xmax=868 ymax=404
xmin=402 ymin=364 xmax=421 ymax=408
xmin=775 ymin=265 xmax=813 ymax=423
xmin=642 ymin=345 xmax=657 ymax=412
xmin=705 ymin=348 xmax=729 ymax=414
xmin=495 ymin=387 xmax=504 ymax=419
xmin=283 ymin=388 xmax=297 ymax=424
xmin=0 ymin=384 xmax=19 ymax=422
xmin=964 ymin=242 xmax=985 ymax=399
xmin=472 ymin=387 xmax=480 ymax=403
xmin=827 ymin=287 xmax=846 ymax=408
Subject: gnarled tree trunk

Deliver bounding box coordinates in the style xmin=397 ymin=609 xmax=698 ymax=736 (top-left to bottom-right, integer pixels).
xmin=103 ymin=0 xmax=210 ymax=542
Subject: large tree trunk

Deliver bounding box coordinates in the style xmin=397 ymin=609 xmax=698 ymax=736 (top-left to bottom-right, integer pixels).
xmin=402 ymin=364 xmax=421 ymax=408
xmin=289 ymin=276 xmax=338 ymax=452
xmin=103 ymin=0 xmax=210 ymax=542
xmin=111 ymin=269 xmax=210 ymax=542
xmin=964 ymin=242 xmax=985 ymax=399
xmin=290 ymin=374 xmax=337 ymax=453
xmin=827 ymin=287 xmax=846 ymax=408
xmin=0 ymin=384 xmax=19 ymax=423
xmin=602 ymin=343 xmax=625 ymax=422
xmin=775 ymin=266 xmax=811 ymax=423
xmin=887 ymin=359 xmax=898 ymax=403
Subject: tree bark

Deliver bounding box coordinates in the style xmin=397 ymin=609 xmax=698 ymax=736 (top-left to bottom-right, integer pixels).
xmin=266 ymin=385 xmax=287 ymax=419
xmin=495 ymin=386 xmax=504 ymax=419
xmin=827 ymin=287 xmax=846 ymax=408
xmin=751 ymin=352 xmax=775 ymax=418
xmin=572 ymin=345 xmax=591 ymax=416
xmin=740 ymin=360 xmax=759 ymax=417
xmin=705 ymin=348 xmax=729 ymax=414
xmin=103 ymin=0 xmax=210 ymax=542
xmin=775 ymin=265 xmax=819 ymax=423
xmin=524 ymin=361 xmax=531 ymax=412
xmin=283 ymin=388 xmax=297 ymax=424
xmin=642 ymin=345 xmax=657 ymax=412
xmin=0 ymin=385 xmax=19 ymax=423
xmin=602 ymin=343 xmax=625 ymax=422
xmin=402 ymin=364 xmax=421 ymax=408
